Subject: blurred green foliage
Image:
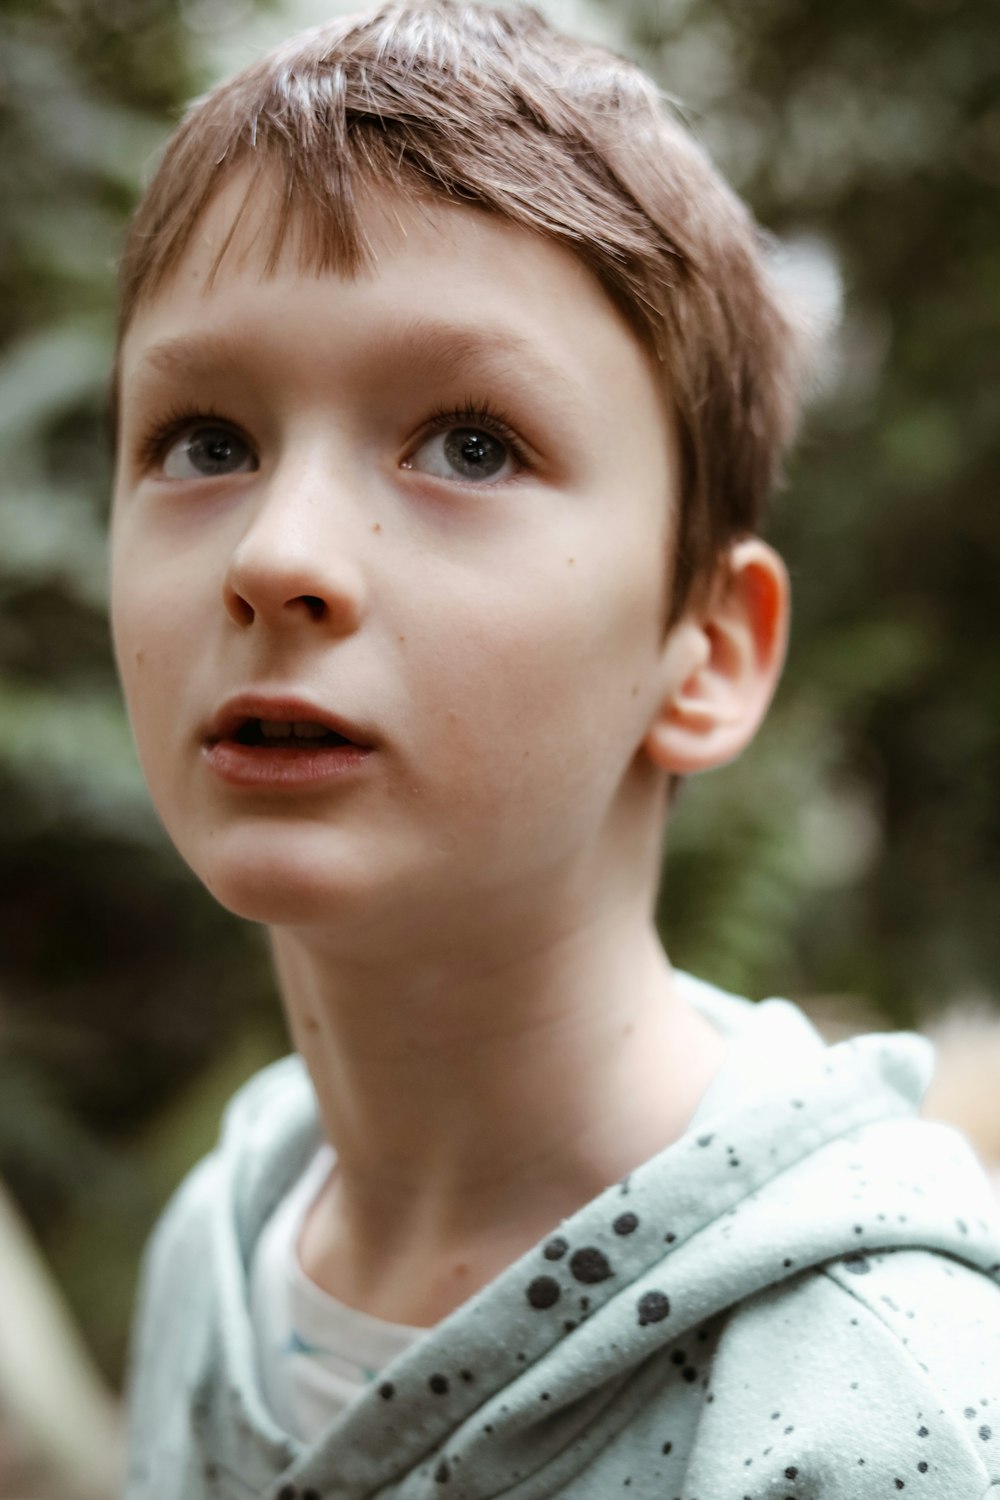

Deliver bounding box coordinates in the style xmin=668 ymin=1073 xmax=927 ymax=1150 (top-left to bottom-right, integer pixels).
xmin=0 ymin=0 xmax=997 ymax=1391
xmin=644 ymin=0 xmax=1000 ymax=1022
xmin=0 ymin=0 xmax=291 ymax=1388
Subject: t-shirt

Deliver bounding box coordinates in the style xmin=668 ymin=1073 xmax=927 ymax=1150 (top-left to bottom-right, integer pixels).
xmin=249 ymin=1142 xmax=425 ymax=1440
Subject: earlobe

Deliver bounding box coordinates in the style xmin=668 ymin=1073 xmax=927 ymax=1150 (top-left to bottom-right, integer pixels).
xmin=643 ymin=539 xmax=789 ymax=778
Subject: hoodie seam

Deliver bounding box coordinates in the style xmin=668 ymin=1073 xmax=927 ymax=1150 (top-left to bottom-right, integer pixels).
xmin=820 ymin=1260 xmax=993 ymax=1486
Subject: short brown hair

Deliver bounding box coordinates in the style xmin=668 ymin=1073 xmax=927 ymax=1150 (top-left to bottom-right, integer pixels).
xmin=114 ymin=0 xmax=810 ymax=625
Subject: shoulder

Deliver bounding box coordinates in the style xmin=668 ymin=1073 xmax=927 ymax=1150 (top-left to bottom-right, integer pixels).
xmin=128 ymin=1053 xmax=314 ymax=1366
xmin=140 ymin=1052 xmax=314 ymax=1273
xmin=699 ymin=1247 xmax=1000 ymax=1495
xmin=820 ymin=1247 xmax=1000 ymax=1449
xmin=122 ymin=1056 xmax=313 ymax=1487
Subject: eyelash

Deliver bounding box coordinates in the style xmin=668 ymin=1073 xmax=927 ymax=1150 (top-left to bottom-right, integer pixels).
xmin=133 ymin=397 xmax=532 ymax=478
xmin=134 ymin=401 xmax=237 ymax=473
xmin=418 ymin=397 xmax=531 ymax=473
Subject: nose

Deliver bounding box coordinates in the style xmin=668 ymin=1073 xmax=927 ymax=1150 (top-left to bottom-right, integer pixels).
xmin=222 ymin=455 xmax=368 ymax=637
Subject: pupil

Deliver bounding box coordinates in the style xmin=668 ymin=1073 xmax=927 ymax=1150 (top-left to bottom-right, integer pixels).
xmin=444 ymin=427 xmax=506 ymax=479
xmin=191 ymin=428 xmax=238 ymax=473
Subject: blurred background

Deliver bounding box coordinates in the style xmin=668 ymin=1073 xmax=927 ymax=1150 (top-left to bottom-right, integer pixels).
xmin=0 ymin=0 xmax=998 ymax=1493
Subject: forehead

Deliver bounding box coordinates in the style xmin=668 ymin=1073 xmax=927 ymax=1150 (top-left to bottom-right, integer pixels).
xmin=117 ymin=169 xmax=673 ymax=451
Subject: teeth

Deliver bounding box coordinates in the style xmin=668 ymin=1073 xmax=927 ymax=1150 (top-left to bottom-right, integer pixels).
xmin=259 ymin=720 xmax=333 ymax=739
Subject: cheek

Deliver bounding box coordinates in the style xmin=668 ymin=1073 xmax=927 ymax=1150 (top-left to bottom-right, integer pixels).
xmin=422 ymin=534 xmax=666 ymax=815
xmin=109 ymin=562 xmax=198 ymax=792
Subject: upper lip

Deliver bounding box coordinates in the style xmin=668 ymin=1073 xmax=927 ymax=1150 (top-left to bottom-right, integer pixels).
xmin=204 ymin=692 xmax=377 ymax=748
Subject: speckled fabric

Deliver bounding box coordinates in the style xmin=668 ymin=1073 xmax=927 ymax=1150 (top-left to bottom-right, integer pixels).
xmin=122 ymin=975 xmax=1000 ymax=1500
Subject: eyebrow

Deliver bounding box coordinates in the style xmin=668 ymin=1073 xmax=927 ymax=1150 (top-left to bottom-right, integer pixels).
xmin=131 ymin=316 xmax=583 ymax=412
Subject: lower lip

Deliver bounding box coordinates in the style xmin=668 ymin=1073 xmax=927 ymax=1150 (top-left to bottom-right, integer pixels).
xmin=203 ymin=739 xmax=374 ymax=790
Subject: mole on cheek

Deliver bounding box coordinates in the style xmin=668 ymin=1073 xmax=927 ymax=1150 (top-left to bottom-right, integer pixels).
xmin=372 ymin=522 xmax=382 ymax=533
xmin=135 ymin=650 xmax=145 ymax=666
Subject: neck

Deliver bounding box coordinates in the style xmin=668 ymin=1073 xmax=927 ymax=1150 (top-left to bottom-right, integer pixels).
xmin=269 ymin=900 xmax=726 ymax=1325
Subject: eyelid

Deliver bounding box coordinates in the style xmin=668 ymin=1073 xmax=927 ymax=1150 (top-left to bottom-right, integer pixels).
xmin=405 ymin=399 xmax=535 ymax=477
xmin=131 ymin=404 xmax=254 ymax=477
xmin=128 ymin=396 xmax=537 ymax=482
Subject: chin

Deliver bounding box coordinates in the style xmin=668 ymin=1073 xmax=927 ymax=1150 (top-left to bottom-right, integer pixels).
xmin=173 ymin=822 xmax=431 ymax=936
xmin=160 ymin=818 xmax=374 ymax=927
xmin=199 ymin=867 xmax=343 ymax=925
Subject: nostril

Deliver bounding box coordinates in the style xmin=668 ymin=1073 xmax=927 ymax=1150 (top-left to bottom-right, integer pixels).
xmin=225 ymin=589 xmax=255 ymax=627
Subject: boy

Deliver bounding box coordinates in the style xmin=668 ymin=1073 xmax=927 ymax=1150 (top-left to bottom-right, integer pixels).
xmin=109 ymin=3 xmax=1000 ymax=1496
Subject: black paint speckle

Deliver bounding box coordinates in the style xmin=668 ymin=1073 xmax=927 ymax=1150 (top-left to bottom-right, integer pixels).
xmin=543 ymin=1236 xmax=568 ymax=1261
xmin=785 ymin=1468 xmax=798 ymax=1480
xmin=429 ymin=1374 xmax=449 ymax=1395
xmin=662 ymin=1441 xmax=673 ymax=1454
xmin=895 ymin=1480 xmax=905 ymax=1490
xmin=682 ymin=1365 xmax=698 ymax=1382
xmin=671 ymin=1350 xmax=687 ymax=1366
xmin=843 ymin=1253 xmax=871 ymax=1275
xmin=303 ymin=1491 xmax=320 ymax=1500
xmin=614 ymin=1212 xmax=640 ymax=1236
xmin=563 ymin=1319 xmax=577 ymax=1332
xmin=979 ymin=1426 xmax=992 ymax=1441
xmin=527 ymin=1275 xmax=561 ymax=1310
xmin=435 ymin=1459 xmax=451 ymax=1483
xmin=918 ymin=1462 xmax=928 ymax=1474
xmin=664 ymin=1231 xmax=676 ymax=1244
xmin=570 ymin=1247 xmax=613 ymax=1284
xmin=460 ymin=1369 xmax=474 ymax=1383
xmin=697 ymin=1133 xmax=715 ymax=1147
xmin=637 ymin=1290 xmax=671 ymax=1325
xmin=277 ymin=1488 xmax=297 ymax=1500
xmin=378 ymin=1382 xmax=394 ymax=1400
xmin=917 ymin=1427 xmax=929 ymax=1437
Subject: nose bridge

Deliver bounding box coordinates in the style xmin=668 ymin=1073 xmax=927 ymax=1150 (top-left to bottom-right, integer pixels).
xmin=224 ymin=435 xmax=367 ymax=630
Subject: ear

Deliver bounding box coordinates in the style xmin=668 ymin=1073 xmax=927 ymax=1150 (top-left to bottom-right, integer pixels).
xmin=643 ymin=538 xmax=789 ymax=777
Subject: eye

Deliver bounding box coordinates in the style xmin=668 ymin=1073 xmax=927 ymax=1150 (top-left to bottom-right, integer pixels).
xmin=405 ymin=423 xmax=518 ymax=485
xmin=161 ymin=423 xmax=257 ymax=480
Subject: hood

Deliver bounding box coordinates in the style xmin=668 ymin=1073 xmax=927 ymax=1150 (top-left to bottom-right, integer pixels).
xmin=191 ymin=975 xmax=1000 ymax=1498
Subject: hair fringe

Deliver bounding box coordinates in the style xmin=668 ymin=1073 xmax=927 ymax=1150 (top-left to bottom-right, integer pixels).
xmin=113 ymin=0 xmax=810 ymax=627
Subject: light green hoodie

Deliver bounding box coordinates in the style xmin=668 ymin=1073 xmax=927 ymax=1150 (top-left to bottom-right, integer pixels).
xmin=123 ymin=975 xmax=1000 ymax=1499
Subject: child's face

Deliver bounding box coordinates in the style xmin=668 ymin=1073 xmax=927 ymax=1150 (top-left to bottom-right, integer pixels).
xmin=110 ymin=173 xmax=689 ymax=939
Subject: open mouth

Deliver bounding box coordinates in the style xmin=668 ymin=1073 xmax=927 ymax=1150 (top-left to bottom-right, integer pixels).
xmin=231 ymin=719 xmax=356 ymax=748
xmin=202 ymin=700 xmax=374 ymax=788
